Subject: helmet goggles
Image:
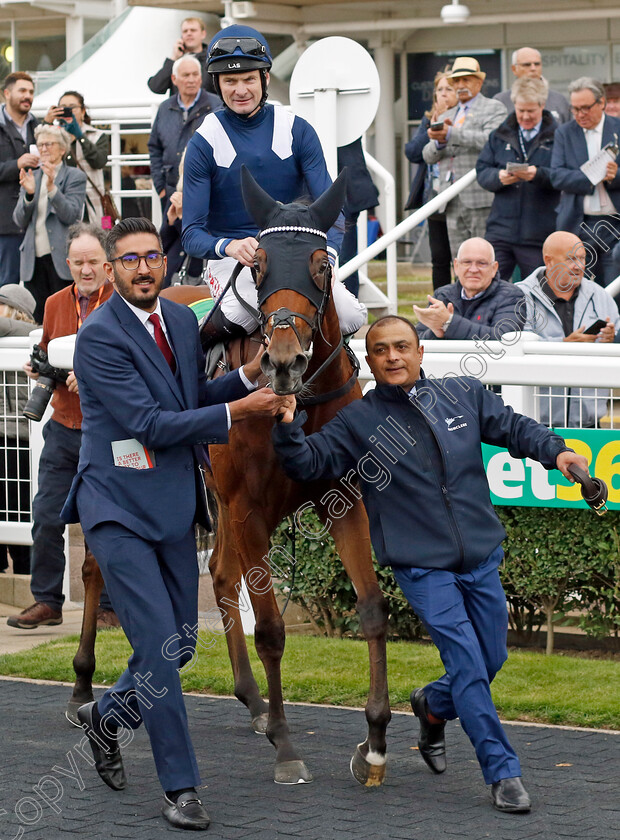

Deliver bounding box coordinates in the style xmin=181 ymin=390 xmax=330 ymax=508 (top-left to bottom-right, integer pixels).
xmin=209 ymin=37 xmax=267 ymax=60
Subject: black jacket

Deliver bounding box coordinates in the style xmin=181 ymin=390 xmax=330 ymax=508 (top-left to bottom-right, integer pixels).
xmin=0 ymin=107 xmax=38 ymax=235
xmin=476 ymin=110 xmax=559 ymax=246
xmin=147 ymin=45 xmax=217 ymax=97
xmin=337 ymin=138 xmax=379 ymax=215
xmin=404 ymin=115 xmax=431 ymax=210
xmin=273 ymin=377 xmax=569 ymax=573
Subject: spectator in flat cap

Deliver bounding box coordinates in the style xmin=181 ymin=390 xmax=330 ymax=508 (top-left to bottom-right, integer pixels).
xmin=422 ymin=57 xmax=507 ymax=257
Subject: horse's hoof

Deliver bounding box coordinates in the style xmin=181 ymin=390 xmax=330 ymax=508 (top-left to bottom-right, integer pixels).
xmin=350 ymin=744 xmax=387 ymax=787
xmin=66 ymin=698 xmax=90 ymax=728
xmin=274 ymin=760 xmax=313 ymax=785
xmin=251 ymin=712 xmax=269 ymax=734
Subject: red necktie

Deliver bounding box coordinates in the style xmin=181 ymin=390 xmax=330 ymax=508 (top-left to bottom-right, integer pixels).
xmin=148 ymin=313 xmax=176 ymax=373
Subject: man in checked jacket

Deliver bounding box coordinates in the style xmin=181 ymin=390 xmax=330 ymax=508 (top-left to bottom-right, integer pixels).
xmin=423 ymin=56 xmax=507 ymax=258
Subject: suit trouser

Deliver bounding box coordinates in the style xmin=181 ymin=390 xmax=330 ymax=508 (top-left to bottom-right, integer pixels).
xmin=428 ymin=215 xmax=453 ymax=291
xmin=0 ymin=234 xmax=23 ymax=287
xmin=488 ymin=240 xmax=543 ymax=284
xmin=445 ymin=197 xmax=490 ymax=258
xmin=392 ymin=547 xmax=521 ymax=785
xmin=26 ymin=255 xmax=70 ymax=326
xmin=31 ymin=419 xmax=112 ymax=610
xmin=83 ymin=520 xmax=201 ymax=792
xmin=581 ymin=214 xmax=620 ymax=289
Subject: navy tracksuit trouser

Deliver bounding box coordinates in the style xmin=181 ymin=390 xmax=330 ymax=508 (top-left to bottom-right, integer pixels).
xmin=392 ymin=546 xmax=521 ymax=785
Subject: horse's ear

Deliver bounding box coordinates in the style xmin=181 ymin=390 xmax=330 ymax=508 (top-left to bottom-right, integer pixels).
xmin=309 ymin=169 xmax=347 ymax=233
xmin=240 ymin=165 xmax=279 ymax=228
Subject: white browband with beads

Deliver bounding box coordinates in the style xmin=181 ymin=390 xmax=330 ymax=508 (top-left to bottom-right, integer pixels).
xmin=259 ymin=225 xmax=327 ymax=239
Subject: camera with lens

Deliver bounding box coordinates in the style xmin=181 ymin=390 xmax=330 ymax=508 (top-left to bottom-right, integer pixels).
xmin=23 ymin=344 xmax=69 ymax=422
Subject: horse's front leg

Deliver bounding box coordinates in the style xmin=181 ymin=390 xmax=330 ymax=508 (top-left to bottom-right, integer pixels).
xmin=326 ymin=500 xmax=391 ymax=786
xmin=208 ymin=511 xmax=269 ymax=733
xmin=237 ymin=510 xmax=312 ymax=784
xmin=66 ymin=543 xmax=103 ymax=725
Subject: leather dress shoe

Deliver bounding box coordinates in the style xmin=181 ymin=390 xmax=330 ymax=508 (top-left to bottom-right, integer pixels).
xmin=162 ymin=790 xmax=211 ymax=831
xmin=410 ymin=687 xmax=447 ymax=774
xmin=491 ymin=777 xmax=531 ymax=812
xmin=77 ymin=701 xmax=127 ymax=791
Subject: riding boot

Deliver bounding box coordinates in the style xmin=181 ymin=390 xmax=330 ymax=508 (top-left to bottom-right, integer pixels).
xmin=200 ymin=307 xmax=248 ymax=352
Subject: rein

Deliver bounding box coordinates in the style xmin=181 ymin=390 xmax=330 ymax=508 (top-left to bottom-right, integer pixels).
xmin=225 ymin=252 xmax=359 ymax=404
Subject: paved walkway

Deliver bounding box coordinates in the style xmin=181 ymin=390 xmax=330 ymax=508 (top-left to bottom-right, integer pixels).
xmin=0 ymin=678 xmax=617 ymax=840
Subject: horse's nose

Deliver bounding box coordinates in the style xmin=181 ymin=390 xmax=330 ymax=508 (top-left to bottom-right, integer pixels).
xmin=261 ymin=350 xmax=308 ymax=392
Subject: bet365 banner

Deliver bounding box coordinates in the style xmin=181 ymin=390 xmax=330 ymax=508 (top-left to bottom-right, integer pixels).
xmin=482 ymin=430 xmax=619 ymax=510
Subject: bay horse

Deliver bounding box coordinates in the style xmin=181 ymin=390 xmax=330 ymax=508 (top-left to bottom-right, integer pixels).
xmin=67 ymin=170 xmax=391 ymax=788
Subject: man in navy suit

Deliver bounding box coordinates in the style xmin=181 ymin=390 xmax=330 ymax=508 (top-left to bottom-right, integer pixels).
xmin=551 ymin=77 xmax=620 ymax=288
xmin=62 ymin=217 xmax=291 ymax=831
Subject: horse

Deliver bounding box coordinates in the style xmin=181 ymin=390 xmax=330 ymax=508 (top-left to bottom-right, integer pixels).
xmin=67 ymin=169 xmax=391 ymax=788
xmin=201 ymin=167 xmax=390 ymax=786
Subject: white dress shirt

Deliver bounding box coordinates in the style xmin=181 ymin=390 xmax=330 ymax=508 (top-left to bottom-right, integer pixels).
xmin=583 ymin=115 xmax=615 ymax=215
xmin=118 ymin=294 xmax=255 ymax=429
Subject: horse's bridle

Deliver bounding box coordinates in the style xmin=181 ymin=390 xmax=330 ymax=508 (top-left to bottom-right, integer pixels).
xmin=225 ymin=225 xmax=359 ymax=404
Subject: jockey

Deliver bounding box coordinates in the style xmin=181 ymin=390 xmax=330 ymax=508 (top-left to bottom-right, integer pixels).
xmin=181 ymin=24 xmax=368 ymax=345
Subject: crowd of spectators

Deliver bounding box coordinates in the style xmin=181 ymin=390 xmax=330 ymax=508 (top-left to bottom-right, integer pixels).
xmin=0 ymin=30 xmax=620 ymax=581
xmin=407 ymin=49 xmax=620 ymax=298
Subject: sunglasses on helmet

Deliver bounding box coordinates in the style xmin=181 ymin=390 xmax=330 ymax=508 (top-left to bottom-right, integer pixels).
xmin=209 ymin=37 xmax=266 ymax=59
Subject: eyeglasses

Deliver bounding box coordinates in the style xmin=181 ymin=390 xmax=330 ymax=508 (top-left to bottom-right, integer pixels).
xmin=458 ymin=259 xmax=493 ymax=269
xmin=571 ymin=100 xmax=602 ymax=115
xmin=38 ymin=142 xmax=59 ymax=149
xmin=516 ymin=61 xmax=542 ymax=68
xmin=110 ymin=252 xmax=164 ymax=271
xmin=209 ymin=37 xmax=266 ymax=59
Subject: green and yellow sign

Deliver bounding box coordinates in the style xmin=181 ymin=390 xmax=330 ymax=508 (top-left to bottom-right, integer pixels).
xmin=482 ymin=429 xmax=620 ymax=510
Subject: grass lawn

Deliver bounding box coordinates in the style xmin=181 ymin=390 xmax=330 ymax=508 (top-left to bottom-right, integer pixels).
xmin=1 ymin=632 xmax=618 ymax=730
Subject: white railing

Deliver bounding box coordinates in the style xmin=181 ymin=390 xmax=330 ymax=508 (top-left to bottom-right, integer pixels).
xmin=351 ymin=332 xmax=620 ymax=427
xmin=1 ymin=331 xmax=618 ymax=602
xmin=0 ymin=333 xmax=71 ymax=600
xmin=340 ymin=169 xmax=478 ymax=312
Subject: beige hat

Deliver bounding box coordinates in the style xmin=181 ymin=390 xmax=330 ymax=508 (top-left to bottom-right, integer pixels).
xmin=449 ymin=57 xmax=486 ymax=81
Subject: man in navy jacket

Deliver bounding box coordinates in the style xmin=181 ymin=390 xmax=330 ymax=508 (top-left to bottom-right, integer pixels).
xmin=414 ymin=237 xmax=524 ymax=340
xmin=273 ymin=315 xmax=586 ymax=813
xmin=477 ymin=77 xmax=559 ymax=281
xmin=550 ymin=77 xmax=620 ymax=287
xmin=62 ymin=217 xmax=291 ymax=831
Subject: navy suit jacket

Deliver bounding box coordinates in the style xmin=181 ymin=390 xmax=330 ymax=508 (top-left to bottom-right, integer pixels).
xmin=62 ymin=291 xmax=249 ymax=542
xmin=550 ymin=114 xmax=620 ymax=232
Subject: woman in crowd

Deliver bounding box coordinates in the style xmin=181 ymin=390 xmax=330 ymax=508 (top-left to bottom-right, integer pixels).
xmin=405 ymin=70 xmax=457 ymax=290
xmin=0 ymin=285 xmax=38 ymax=575
xmin=13 ymin=123 xmax=86 ymax=323
xmin=45 ymin=91 xmax=110 ymax=226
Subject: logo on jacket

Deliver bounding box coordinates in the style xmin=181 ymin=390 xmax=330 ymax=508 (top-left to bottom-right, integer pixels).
xmin=445 ymin=415 xmax=467 ymax=431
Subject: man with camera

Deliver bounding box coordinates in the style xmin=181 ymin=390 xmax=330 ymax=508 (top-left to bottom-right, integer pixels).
xmin=7 ymin=222 xmax=116 ymax=630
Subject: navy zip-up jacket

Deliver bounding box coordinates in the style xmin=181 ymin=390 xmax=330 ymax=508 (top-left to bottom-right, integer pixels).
xmin=476 ymin=110 xmax=559 ymax=247
xmin=273 ymin=376 xmax=569 ymax=573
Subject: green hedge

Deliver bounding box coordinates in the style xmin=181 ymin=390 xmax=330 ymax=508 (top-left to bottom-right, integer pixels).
xmin=271 ymin=508 xmax=620 ymax=654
